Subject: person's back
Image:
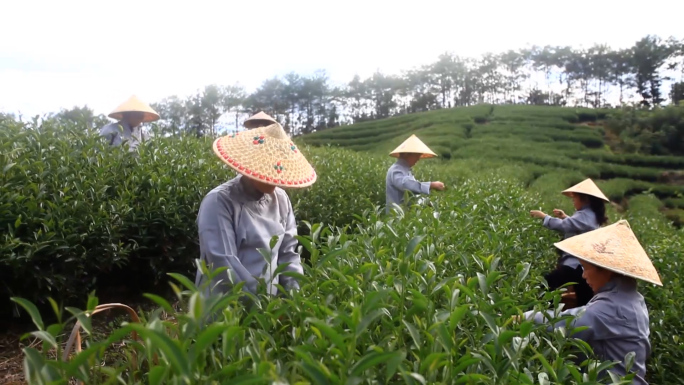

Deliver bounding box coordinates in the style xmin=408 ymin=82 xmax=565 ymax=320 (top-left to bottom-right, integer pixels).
xmin=385 ymin=161 xmax=408 ymax=211
xmin=582 ymin=278 xmax=651 ymax=384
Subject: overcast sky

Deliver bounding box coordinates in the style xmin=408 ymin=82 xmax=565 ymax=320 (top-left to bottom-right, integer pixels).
xmin=1 ymin=0 xmax=681 ymax=118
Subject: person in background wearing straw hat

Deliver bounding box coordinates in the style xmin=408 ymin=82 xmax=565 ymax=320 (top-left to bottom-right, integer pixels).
xmin=518 ymin=220 xmax=661 ymax=384
xmin=530 ymin=178 xmax=610 ymax=307
xmin=386 ymin=134 xmax=445 ymax=214
xmin=194 ymin=121 xmax=316 ymax=300
xmin=99 ymin=95 xmax=160 ymax=152
xmin=244 ymin=111 xmax=278 ymax=129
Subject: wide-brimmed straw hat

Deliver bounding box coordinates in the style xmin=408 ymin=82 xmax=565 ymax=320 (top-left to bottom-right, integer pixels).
xmin=244 ymin=111 xmax=278 ymax=129
xmin=108 ymin=95 xmax=160 ymax=123
xmin=213 ymin=122 xmax=316 ymax=188
xmin=389 ymin=134 xmax=437 ymax=159
xmin=554 ymin=219 xmax=662 ymax=286
xmin=562 ymin=178 xmax=609 ymax=202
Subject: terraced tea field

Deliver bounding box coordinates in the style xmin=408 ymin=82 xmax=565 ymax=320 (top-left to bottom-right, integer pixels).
xmin=302 ymin=105 xmax=684 ymax=224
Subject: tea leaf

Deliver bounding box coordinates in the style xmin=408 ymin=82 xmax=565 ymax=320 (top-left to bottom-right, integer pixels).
xmin=11 ymin=298 xmax=44 ymax=330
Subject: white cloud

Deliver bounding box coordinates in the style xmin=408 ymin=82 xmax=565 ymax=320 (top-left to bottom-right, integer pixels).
xmin=1 ymin=0 xmax=682 ymax=116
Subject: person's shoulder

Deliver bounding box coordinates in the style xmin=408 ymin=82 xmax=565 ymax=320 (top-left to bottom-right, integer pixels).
xmin=274 ymin=187 xmax=292 ymax=203
xmin=388 ymin=162 xmax=407 ymax=174
xmin=202 ymin=178 xmax=240 ymax=205
xmin=583 ymin=292 xmax=619 ymax=318
xmin=576 ymin=207 xmax=596 ymax=217
xmin=99 ymin=122 xmax=120 ymax=136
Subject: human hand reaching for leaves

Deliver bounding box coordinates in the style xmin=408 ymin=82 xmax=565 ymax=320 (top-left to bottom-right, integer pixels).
xmin=553 ymin=209 xmax=568 ymax=219
xmin=529 ymin=210 xmax=546 ymax=219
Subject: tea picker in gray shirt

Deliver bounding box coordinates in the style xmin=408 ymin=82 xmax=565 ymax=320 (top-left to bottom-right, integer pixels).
xmin=530 ymin=178 xmax=610 ymax=307
xmin=520 ymin=220 xmax=662 ymax=384
xmin=99 ymin=95 xmax=159 ymax=152
xmin=194 ymin=121 xmax=317 ymax=301
xmin=385 ymin=134 xmax=445 ymax=214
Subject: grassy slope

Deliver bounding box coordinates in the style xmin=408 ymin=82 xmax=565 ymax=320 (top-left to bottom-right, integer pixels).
xmin=301 ymin=104 xmax=684 ymax=222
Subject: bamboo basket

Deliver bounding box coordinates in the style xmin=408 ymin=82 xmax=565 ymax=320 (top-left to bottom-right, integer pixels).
xmin=62 ymin=303 xmax=142 ymax=384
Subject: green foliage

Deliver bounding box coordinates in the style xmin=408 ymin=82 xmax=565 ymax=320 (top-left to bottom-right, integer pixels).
xmin=4 ymin=108 xmax=684 ymax=383
xmin=0 ymin=119 xmax=382 ymax=315
xmin=604 ymin=104 xmax=684 ymax=155
xmin=13 ymin=168 xmax=660 ymax=384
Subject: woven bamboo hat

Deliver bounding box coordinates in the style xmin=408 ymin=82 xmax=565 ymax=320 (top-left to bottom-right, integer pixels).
xmin=213 ymin=122 xmax=316 ymax=188
xmin=389 ymin=134 xmax=437 ymax=158
xmin=108 ymin=95 xmax=160 ymax=122
xmin=562 ymin=178 xmax=609 ymax=202
xmin=244 ymin=111 xmax=278 ymax=129
xmin=554 ymin=219 xmax=662 ymax=286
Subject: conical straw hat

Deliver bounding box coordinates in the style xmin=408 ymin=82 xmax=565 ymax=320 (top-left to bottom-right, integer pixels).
xmin=213 ymin=122 xmax=316 ymax=188
xmin=562 ymin=178 xmax=609 ymax=202
xmin=389 ymin=134 xmax=437 ymax=158
xmin=244 ymin=111 xmax=278 ymax=129
xmin=108 ymin=95 xmax=160 ymax=122
xmin=554 ymin=219 xmax=662 ymax=286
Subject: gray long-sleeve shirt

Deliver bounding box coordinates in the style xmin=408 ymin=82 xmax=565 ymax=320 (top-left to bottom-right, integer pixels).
xmin=385 ymin=158 xmax=431 ymax=213
xmin=99 ymin=121 xmax=149 ymax=152
xmin=524 ymin=276 xmax=651 ymax=384
xmin=194 ymin=175 xmax=303 ymax=297
xmin=542 ymin=205 xmax=599 ymax=268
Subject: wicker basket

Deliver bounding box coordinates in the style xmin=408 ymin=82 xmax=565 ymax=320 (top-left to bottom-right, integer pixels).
xmin=62 ymin=303 xmax=142 ymax=384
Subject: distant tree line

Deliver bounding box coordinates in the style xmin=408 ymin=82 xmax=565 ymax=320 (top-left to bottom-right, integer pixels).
xmin=22 ymin=34 xmax=684 ymax=137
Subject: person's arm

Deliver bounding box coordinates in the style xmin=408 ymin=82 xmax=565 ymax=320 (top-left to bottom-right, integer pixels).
xmin=391 ymin=169 xmax=431 ymax=195
xmin=197 ymin=191 xmax=257 ymax=294
xmin=98 ymin=124 xmax=118 ymax=146
xmin=542 ymin=211 xmax=589 ymax=234
xmin=276 ymin=197 xmax=304 ymax=291
xmin=524 ymin=304 xmax=599 ymax=341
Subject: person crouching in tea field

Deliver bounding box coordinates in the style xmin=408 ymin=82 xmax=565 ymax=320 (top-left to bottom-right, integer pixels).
xmin=520 ymin=220 xmax=661 ymax=384
xmin=244 ymin=111 xmax=278 ymax=129
xmin=385 ymin=134 xmax=445 ymax=214
xmin=530 ymin=178 xmax=609 ymax=307
xmin=99 ymin=95 xmax=159 ymax=152
xmin=194 ymin=121 xmax=317 ymax=300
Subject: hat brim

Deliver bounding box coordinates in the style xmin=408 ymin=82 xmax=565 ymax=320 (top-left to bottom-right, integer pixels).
xmin=555 ymin=242 xmax=663 ymax=286
xmin=561 ymin=190 xmax=610 ymax=202
xmin=108 ymin=111 xmax=160 ymax=123
xmin=389 ymin=151 xmax=437 ymax=159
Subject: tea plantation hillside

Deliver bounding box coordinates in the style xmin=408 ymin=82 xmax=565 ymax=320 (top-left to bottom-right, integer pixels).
xmin=301 ymin=104 xmax=684 ymax=223
xmin=1 ymin=112 xmax=683 ymax=384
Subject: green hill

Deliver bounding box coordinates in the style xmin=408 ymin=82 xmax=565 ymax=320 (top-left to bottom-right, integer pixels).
xmin=301 ymin=104 xmax=684 ymax=222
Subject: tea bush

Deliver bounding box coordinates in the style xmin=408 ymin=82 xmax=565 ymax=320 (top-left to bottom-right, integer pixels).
xmin=4 ymin=112 xmax=684 ymax=383
xmin=15 ymin=167 xmax=665 ymax=384
xmin=0 ymin=120 xmax=385 ymax=316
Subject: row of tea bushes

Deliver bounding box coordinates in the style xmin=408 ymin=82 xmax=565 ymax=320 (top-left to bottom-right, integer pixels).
xmin=15 ymin=166 xmax=652 ymax=384
xmin=0 ymin=120 xmax=386 ymax=317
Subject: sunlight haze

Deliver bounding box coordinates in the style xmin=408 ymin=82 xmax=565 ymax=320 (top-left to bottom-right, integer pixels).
xmin=1 ymin=0 xmax=681 ymax=116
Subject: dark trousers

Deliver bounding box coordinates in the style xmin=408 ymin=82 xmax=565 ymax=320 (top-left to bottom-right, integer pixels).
xmin=543 ymin=265 xmax=594 ymax=307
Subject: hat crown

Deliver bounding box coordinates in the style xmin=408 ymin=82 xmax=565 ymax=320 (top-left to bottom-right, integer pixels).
xmin=244 ymin=111 xmax=278 ymax=128
xmin=263 ymin=123 xmax=289 ymax=140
